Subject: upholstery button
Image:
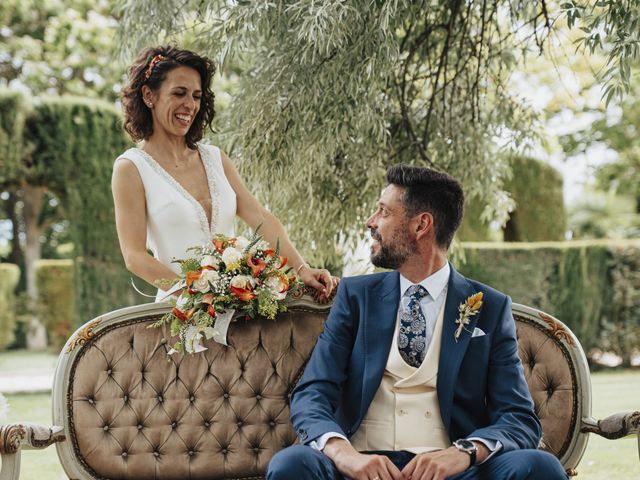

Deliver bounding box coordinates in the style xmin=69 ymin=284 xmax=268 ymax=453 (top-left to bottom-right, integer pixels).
xmin=236 ymin=420 xmax=244 ymax=427
xmin=188 ymin=450 xmax=195 ymax=456
xmin=221 ymin=448 xmax=228 ymax=454
xmin=189 ymin=395 xmax=195 ymax=402
xmin=123 ymin=395 xmax=129 ymax=403
xmin=269 ymin=421 xmax=276 ymax=427
xmin=255 ymin=394 xmax=262 ymax=400
xmin=157 ymin=395 xmax=164 ymax=403
xmin=103 ymin=425 xmax=109 ymax=432
xmin=107 ymin=369 xmax=112 ymax=375
xmin=87 ymin=397 xmax=94 ymax=404
xmin=171 ymin=422 xmax=177 ymax=429
xmin=121 ymin=452 xmax=128 ymax=458
xmin=204 ymin=421 xmax=211 ymax=428
xmin=223 ymin=393 xmax=230 ymax=399
xmin=253 ymin=447 xmax=260 ymax=454
xmin=161 ymin=338 xmax=167 ymax=344
xmin=153 ymin=451 xmax=160 ymax=458
xmin=137 ymin=424 xmax=143 ymax=430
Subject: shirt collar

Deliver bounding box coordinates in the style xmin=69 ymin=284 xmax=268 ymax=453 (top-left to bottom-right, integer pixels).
xmin=399 ymin=262 xmax=450 ymax=299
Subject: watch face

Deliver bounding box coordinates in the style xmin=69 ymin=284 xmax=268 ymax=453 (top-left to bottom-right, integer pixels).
xmin=455 ymin=439 xmax=475 ymax=451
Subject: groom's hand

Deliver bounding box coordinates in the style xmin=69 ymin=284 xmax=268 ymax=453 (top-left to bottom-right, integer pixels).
xmin=402 ymin=443 xmax=489 ymax=480
xmin=323 ymin=438 xmax=404 ymax=480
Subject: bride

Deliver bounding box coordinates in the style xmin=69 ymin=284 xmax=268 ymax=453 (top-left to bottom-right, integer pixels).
xmin=112 ymin=45 xmax=335 ymax=301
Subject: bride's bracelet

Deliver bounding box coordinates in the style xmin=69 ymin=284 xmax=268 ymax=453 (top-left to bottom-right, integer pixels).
xmin=295 ymin=263 xmax=310 ymax=275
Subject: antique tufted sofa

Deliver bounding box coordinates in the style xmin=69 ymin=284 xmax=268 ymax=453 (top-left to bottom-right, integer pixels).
xmin=1 ymin=295 xmax=638 ymax=479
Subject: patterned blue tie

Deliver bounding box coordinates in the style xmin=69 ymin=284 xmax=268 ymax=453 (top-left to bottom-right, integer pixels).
xmin=398 ymin=284 xmax=429 ymax=368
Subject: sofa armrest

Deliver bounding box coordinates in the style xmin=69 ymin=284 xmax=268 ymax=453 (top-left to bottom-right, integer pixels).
xmin=581 ymin=411 xmax=640 ymax=462
xmin=0 ymin=423 xmax=65 ymax=480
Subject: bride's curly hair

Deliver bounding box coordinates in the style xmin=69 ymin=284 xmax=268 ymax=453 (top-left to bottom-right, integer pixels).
xmin=121 ymin=45 xmax=216 ymax=149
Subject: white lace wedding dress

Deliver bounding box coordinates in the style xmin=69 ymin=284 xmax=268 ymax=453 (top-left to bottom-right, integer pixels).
xmin=116 ymin=143 xmax=237 ymax=301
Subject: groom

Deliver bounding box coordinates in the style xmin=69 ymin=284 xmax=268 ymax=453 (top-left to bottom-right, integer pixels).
xmin=267 ymin=165 xmax=567 ymax=479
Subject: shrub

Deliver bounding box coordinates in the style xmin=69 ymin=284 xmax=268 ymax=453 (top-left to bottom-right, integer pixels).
xmin=35 ymin=260 xmax=74 ymax=350
xmin=25 ymin=96 xmax=144 ymax=325
xmin=0 ymin=264 xmax=20 ymax=349
xmin=457 ymin=240 xmax=640 ymax=353
xmin=503 ymin=157 xmax=567 ymax=241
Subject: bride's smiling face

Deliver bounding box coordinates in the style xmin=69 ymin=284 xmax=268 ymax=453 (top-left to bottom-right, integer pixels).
xmin=146 ymin=66 xmax=202 ymax=139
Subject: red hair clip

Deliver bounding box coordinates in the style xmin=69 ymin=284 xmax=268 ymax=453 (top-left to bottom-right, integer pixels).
xmin=144 ymin=54 xmax=166 ymax=81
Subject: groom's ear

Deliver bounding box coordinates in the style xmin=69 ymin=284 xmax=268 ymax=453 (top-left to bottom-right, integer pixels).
xmin=414 ymin=212 xmax=434 ymax=240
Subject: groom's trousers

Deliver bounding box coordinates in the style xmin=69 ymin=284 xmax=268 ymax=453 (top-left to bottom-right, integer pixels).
xmin=267 ymin=445 xmax=568 ymax=480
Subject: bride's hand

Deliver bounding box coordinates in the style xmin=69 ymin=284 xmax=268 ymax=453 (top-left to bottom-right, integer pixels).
xmin=298 ymin=265 xmax=338 ymax=299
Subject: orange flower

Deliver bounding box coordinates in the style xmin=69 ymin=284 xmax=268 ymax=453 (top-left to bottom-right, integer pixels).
xmin=186 ymin=270 xmax=202 ymax=288
xmin=172 ymin=307 xmax=187 ymax=322
xmin=264 ymin=249 xmax=288 ymax=269
xmin=230 ymin=285 xmax=256 ymax=302
xmin=212 ymin=238 xmax=226 ymax=253
xmin=247 ymin=256 xmax=267 ymax=277
xmin=201 ymin=293 xmax=215 ymax=305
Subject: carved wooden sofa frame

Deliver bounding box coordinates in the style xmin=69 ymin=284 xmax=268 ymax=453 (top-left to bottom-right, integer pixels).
xmin=1 ymin=298 xmax=638 ymax=479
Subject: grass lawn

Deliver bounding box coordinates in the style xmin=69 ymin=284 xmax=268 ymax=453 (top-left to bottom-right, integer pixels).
xmin=2 ymin=369 xmax=639 ymax=479
xmin=0 ymin=349 xmax=58 ymax=371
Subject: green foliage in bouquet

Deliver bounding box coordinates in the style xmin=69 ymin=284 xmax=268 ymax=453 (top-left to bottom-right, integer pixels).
xmin=150 ymin=230 xmax=302 ymax=354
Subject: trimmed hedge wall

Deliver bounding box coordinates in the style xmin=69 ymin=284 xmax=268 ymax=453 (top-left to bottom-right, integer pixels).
xmin=0 ymin=89 xmax=28 ymax=186
xmin=457 ymin=240 xmax=640 ymax=363
xmin=0 ymin=264 xmax=20 ymax=348
xmin=504 ymin=157 xmax=567 ymax=241
xmin=25 ymin=96 xmax=143 ymax=324
xmin=35 ymin=259 xmax=74 ymax=350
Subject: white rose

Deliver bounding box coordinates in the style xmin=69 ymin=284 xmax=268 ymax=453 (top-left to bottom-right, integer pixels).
xmin=193 ymin=274 xmax=210 ymax=293
xmin=264 ymin=276 xmax=287 ymax=300
xmin=201 ymin=255 xmax=218 ymax=268
xmin=234 ymin=236 xmax=250 ymax=251
xmin=202 ymin=269 xmax=220 ymax=284
xmin=221 ymin=247 xmax=243 ymax=267
xmin=230 ymin=274 xmax=253 ymax=289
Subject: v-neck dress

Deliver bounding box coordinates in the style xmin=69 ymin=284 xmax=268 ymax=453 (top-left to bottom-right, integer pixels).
xmin=117 ymin=143 xmax=237 ymax=301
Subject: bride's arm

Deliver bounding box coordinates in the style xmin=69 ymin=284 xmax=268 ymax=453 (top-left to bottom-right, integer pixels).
xmin=111 ymin=158 xmax=179 ymax=289
xmin=220 ymin=151 xmax=336 ymax=297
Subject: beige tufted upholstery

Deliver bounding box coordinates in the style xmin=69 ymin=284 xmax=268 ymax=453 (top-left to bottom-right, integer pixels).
xmin=1 ymin=300 xmax=637 ymax=479
xmin=65 ymin=304 xmax=326 ymax=479
xmin=516 ymin=312 xmax=581 ymax=462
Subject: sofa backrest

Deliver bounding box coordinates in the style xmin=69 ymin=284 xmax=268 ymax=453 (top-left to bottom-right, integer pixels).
xmin=54 ymin=300 xmax=589 ymax=479
xmin=55 ymin=298 xmax=329 ymax=479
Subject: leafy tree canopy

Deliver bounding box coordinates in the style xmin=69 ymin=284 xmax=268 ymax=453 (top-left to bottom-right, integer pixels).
xmin=0 ymin=0 xmax=123 ymax=101
xmin=116 ymin=0 xmax=640 ymax=266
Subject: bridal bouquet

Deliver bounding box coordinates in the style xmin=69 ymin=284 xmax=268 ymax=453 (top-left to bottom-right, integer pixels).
xmin=151 ymin=231 xmax=301 ymax=354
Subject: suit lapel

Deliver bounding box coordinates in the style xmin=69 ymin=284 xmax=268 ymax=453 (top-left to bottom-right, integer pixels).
xmin=361 ymin=271 xmax=399 ymax=414
xmin=437 ymin=265 xmax=480 ymax=432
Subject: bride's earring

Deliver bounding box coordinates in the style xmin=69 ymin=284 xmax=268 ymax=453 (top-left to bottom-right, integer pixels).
xmin=145 ymin=100 xmax=153 ymax=108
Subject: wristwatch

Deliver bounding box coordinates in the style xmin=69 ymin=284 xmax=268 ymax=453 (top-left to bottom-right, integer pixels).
xmin=453 ymin=439 xmax=477 ymax=467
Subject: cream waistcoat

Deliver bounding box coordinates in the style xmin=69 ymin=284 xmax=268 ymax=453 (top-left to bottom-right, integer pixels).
xmin=350 ymin=296 xmax=450 ymax=454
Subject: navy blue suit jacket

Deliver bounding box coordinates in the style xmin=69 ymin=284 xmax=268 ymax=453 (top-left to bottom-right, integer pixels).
xmin=290 ymin=265 xmax=542 ymax=452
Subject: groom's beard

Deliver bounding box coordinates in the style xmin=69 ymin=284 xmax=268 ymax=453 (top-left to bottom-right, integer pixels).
xmin=369 ymin=225 xmax=416 ymax=270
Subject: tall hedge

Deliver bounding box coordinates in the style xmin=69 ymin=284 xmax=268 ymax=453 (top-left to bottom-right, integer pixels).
xmin=457 ymin=240 xmax=640 ymax=356
xmin=0 ymin=264 xmax=20 ymax=348
xmin=503 ymin=157 xmax=567 ymax=241
xmin=35 ymin=260 xmax=74 ymax=350
xmin=25 ymin=97 xmax=143 ymax=324
xmin=0 ymin=89 xmax=28 ymax=186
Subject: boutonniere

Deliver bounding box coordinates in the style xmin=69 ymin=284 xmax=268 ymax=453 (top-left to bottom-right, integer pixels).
xmin=454 ymin=292 xmax=484 ymax=342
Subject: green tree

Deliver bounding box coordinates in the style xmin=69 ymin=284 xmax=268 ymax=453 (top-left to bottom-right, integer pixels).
xmin=0 ymin=0 xmax=124 ymax=101
xmin=118 ymin=0 xmax=561 ymax=266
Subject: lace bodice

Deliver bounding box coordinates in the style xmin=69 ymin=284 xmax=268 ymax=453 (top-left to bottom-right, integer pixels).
xmin=116 ymin=143 xmax=237 ymax=300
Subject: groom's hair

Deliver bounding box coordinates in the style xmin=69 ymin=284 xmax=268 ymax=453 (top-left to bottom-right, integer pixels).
xmin=386 ymin=164 xmax=464 ymax=249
